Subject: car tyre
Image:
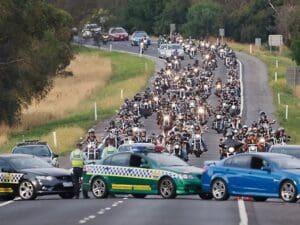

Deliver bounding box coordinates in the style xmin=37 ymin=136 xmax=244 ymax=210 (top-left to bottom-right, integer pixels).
xmin=19 ymin=180 xmax=37 ymax=200
xmin=280 ymin=180 xmax=297 ymax=203
xmin=59 ymin=192 xmax=75 ymax=199
xmin=253 ymin=196 xmax=268 ymax=202
xmin=199 ymin=192 xmax=213 ymax=200
xmin=211 ymin=179 xmax=229 ymax=201
xmin=91 ymin=177 xmax=108 ymax=199
xmin=132 ymin=194 xmax=147 ymax=198
xmin=159 ymin=177 xmax=176 ymax=199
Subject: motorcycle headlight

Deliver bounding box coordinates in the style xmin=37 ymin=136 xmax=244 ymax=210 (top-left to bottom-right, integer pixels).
xmin=175 ymin=145 xmax=180 ymax=149
xmin=163 ymin=115 xmax=170 ymax=121
xmin=36 ymin=176 xmax=53 ymax=181
xmin=216 ymin=84 xmax=221 ymax=89
xmin=174 ymin=76 xmax=180 ymax=81
xmin=228 ymin=147 xmax=235 ymax=153
xmin=166 ymin=70 xmax=171 ymax=76
xmin=195 ymin=134 xmax=201 ymax=139
xmin=216 ymin=115 xmax=222 ymax=119
xmin=153 ymin=96 xmax=159 ymax=102
xmin=205 ymin=54 xmax=210 ymax=60
xmin=194 ymin=68 xmax=198 ymax=73
xmin=231 ymin=105 xmax=236 ymax=110
xmin=198 ymin=107 xmax=205 ymax=114
xmin=250 ymin=146 xmax=257 ymax=151
xmin=259 ymin=138 xmax=265 ymax=144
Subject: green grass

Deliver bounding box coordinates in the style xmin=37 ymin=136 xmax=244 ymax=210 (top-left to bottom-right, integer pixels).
xmin=229 ymin=42 xmax=300 ymax=143
xmin=0 ymin=46 xmax=155 ymax=154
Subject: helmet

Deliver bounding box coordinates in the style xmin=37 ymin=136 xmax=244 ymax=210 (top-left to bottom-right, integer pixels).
xmin=259 ymin=111 xmax=266 ymax=116
xmin=278 ymin=127 xmax=285 ymax=132
xmin=242 ymin=125 xmax=248 ymax=129
xmin=88 ymin=128 xmax=95 ymax=133
xmin=226 ymin=131 xmax=233 ymax=137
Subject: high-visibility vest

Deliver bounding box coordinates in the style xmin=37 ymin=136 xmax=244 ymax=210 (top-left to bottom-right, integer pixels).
xmin=70 ymin=149 xmax=84 ymax=168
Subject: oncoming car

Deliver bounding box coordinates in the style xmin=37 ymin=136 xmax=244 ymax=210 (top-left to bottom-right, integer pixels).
xmin=268 ymin=144 xmax=300 ymax=159
xmin=108 ymin=27 xmax=129 ymax=41
xmin=0 ymin=154 xmax=74 ymax=200
xmin=12 ymin=140 xmax=59 ymax=167
xmin=158 ymin=43 xmax=184 ymax=60
xmin=82 ymin=152 xmax=205 ymax=199
xmin=202 ymin=153 xmax=300 ymax=202
xmin=118 ymin=143 xmax=156 ymax=153
xmin=130 ymin=31 xmax=151 ymax=46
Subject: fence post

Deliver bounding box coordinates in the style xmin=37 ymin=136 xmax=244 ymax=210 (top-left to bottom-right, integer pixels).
xmin=94 ymin=102 xmax=98 ymax=121
xmin=120 ymin=89 xmax=124 ymax=99
xmin=250 ymin=44 xmax=253 ymax=54
xmin=109 ymin=44 xmax=112 ymax=52
xmin=276 ymin=59 xmax=279 ymax=68
xmin=285 ymin=105 xmax=288 ymax=120
xmin=53 ymin=131 xmax=57 ymax=147
xmin=275 ymin=72 xmax=278 ymax=82
xmin=277 ymin=93 xmax=281 ymax=105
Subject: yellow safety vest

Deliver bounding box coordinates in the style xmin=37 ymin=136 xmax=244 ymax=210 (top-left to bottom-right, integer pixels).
xmin=70 ymin=149 xmax=84 ymax=168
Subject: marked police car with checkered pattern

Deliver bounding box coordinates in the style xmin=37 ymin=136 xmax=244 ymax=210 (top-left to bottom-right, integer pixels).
xmin=83 ymin=152 xmax=207 ymax=199
xmin=0 ymin=154 xmax=74 ymax=200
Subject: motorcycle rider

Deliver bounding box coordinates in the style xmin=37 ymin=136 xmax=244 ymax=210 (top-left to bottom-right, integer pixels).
xmin=219 ymin=131 xmax=243 ymax=158
xmin=189 ymin=125 xmax=208 ymax=152
xmin=85 ymin=128 xmax=99 ymax=146
xmin=101 ymin=138 xmax=118 ymax=159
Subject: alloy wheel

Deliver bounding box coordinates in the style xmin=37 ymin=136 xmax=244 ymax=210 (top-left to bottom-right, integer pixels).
xmin=92 ymin=178 xmax=108 ymax=198
xmin=19 ymin=180 xmax=36 ymax=200
xmin=160 ymin=178 xmax=176 ymax=199
xmin=281 ymin=181 xmax=297 ymax=203
xmin=212 ymin=179 xmax=229 ymax=200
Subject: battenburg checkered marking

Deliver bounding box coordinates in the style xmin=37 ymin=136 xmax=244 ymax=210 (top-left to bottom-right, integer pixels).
xmin=0 ymin=173 xmax=23 ymax=184
xmin=86 ymin=165 xmax=179 ymax=180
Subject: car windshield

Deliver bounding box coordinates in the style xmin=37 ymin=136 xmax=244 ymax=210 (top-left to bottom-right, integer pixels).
xmin=112 ymin=28 xmax=126 ymax=33
xmin=170 ymin=45 xmax=181 ymax=50
xmin=9 ymin=156 xmax=53 ymax=170
xmin=135 ymin=32 xmax=147 ymax=37
xmin=271 ymin=147 xmax=300 ymax=158
xmin=13 ymin=145 xmax=51 ymax=157
xmin=131 ymin=146 xmax=155 ymax=152
xmin=269 ymin=155 xmax=300 ymax=169
xmin=147 ymin=153 xmax=188 ymax=167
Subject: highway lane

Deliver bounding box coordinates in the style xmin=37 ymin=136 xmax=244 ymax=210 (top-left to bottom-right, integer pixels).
xmin=1 ymin=39 xmax=298 ymax=225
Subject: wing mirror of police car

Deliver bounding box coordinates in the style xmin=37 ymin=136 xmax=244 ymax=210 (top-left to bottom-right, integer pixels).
xmin=53 ymin=153 xmax=59 ymax=158
xmin=140 ymin=163 xmax=150 ymax=169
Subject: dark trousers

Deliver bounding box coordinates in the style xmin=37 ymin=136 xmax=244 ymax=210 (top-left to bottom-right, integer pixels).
xmin=72 ymin=167 xmax=82 ymax=197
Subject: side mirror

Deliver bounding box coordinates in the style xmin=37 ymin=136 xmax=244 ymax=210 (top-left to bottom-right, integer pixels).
xmin=140 ymin=163 xmax=150 ymax=169
xmin=53 ymin=153 xmax=59 ymax=158
xmin=261 ymin=166 xmax=271 ymax=172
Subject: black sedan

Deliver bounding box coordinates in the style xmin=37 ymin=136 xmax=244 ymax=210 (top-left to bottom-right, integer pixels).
xmin=0 ymin=154 xmax=74 ymax=200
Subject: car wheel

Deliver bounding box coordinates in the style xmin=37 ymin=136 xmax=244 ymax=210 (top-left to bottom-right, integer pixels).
xmin=19 ymin=180 xmax=37 ymax=200
xmin=91 ymin=177 xmax=108 ymax=199
xmin=253 ymin=196 xmax=268 ymax=202
xmin=59 ymin=192 xmax=75 ymax=199
xmin=211 ymin=179 xmax=229 ymax=201
xmin=159 ymin=177 xmax=176 ymax=199
xmin=199 ymin=192 xmax=213 ymax=200
xmin=132 ymin=194 xmax=147 ymax=198
xmin=280 ymin=180 xmax=297 ymax=203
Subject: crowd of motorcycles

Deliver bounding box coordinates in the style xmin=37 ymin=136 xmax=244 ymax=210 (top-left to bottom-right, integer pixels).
xmin=86 ymin=34 xmax=290 ymax=161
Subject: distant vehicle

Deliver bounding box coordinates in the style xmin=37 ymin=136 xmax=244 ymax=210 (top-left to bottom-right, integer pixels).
xmin=82 ymin=152 xmax=204 ymax=199
xmin=269 ymin=145 xmax=300 ymax=159
xmin=82 ymin=23 xmax=101 ymax=34
xmin=118 ymin=143 xmax=156 ymax=153
xmin=158 ymin=43 xmax=184 ymax=60
xmin=202 ymin=153 xmax=300 ymax=203
xmin=12 ymin=140 xmax=59 ymax=167
xmin=130 ymin=31 xmax=151 ymax=46
xmin=108 ymin=27 xmax=129 ymax=41
xmin=0 ymin=154 xmax=74 ymax=200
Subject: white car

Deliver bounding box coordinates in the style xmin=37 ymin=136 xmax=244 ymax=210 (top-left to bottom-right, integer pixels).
xmin=158 ymin=44 xmax=184 ymax=60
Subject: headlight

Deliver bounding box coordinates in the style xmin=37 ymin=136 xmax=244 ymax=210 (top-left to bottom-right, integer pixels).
xmin=198 ymin=107 xmax=205 ymax=114
xmin=205 ymin=54 xmax=210 ymax=60
xmin=194 ymin=68 xmax=198 ymax=73
xmin=181 ymin=174 xmax=194 ymax=179
xmin=216 ymin=115 xmax=222 ymax=119
xmin=259 ymin=138 xmax=265 ymax=144
xmin=195 ymin=134 xmax=201 ymax=139
xmin=216 ymin=84 xmax=221 ymax=89
xmin=153 ymin=96 xmax=159 ymax=102
xmin=250 ymin=146 xmax=257 ymax=151
xmin=166 ymin=70 xmax=171 ymax=76
xmin=36 ymin=176 xmax=53 ymax=181
xmin=175 ymin=145 xmax=180 ymax=149
xmin=174 ymin=76 xmax=180 ymax=81
xmin=163 ymin=115 xmax=170 ymax=121
xmin=190 ymin=102 xmax=195 ymax=107
xmin=132 ymin=127 xmax=139 ymax=132
xmin=228 ymin=147 xmax=235 ymax=153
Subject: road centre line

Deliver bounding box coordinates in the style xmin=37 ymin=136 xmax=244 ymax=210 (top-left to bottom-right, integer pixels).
xmin=0 ymin=200 xmax=14 ymax=207
xmin=238 ymin=199 xmax=248 ymax=225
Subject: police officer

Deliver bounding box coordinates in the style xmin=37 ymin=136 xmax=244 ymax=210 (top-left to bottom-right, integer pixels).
xmin=70 ymin=143 xmax=89 ymax=199
xmin=101 ymin=138 xmax=118 ymax=159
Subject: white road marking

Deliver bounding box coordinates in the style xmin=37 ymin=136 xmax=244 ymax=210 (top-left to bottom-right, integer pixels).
xmin=97 ymin=210 xmax=105 ymax=215
xmin=118 ymin=200 xmax=123 ymax=204
xmin=123 ymin=197 xmax=128 ymax=200
xmin=105 ymin=207 xmax=111 ymax=210
xmin=79 ymin=220 xmax=86 ymax=224
xmin=0 ymin=200 xmax=14 ymax=207
xmin=238 ymin=199 xmax=248 ymax=225
xmin=88 ymin=215 xmax=96 ymax=219
xmin=112 ymin=203 xmax=118 ymax=207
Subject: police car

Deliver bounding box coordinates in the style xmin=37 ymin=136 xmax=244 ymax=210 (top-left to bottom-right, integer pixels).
xmin=0 ymin=154 xmax=74 ymax=200
xmin=82 ymin=152 xmax=205 ymax=199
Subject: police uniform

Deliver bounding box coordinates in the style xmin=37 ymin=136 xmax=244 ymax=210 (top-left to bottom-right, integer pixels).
xmin=70 ymin=148 xmax=89 ymax=199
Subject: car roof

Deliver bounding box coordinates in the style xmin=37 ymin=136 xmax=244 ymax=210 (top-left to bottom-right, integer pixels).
xmin=119 ymin=143 xmax=155 ymax=147
xmin=0 ymin=153 xmax=36 ymax=159
xmin=270 ymin=144 xmax=300 ymax=150
xmin=15 ymin=140 xmax=47 ymax=147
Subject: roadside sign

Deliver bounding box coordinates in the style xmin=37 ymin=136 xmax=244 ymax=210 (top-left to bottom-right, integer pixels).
xmin=255 ymin=38 xmax=261 ymax=48
xmin=268 ymin=35 xmax=283 ymax=47
xmin=170 ymin=23 xmax=176 ymax=39
xmin=219 ymin=28 xmax=225 ymax=37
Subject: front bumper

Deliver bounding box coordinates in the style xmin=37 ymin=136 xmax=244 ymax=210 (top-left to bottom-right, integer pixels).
xmin=33 ymin=177 xmax=74 ymax=195
xmin=175 ymin=177 xmax=202 ymax=195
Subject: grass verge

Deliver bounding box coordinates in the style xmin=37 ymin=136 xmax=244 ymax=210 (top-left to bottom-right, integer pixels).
xmin=228 ymin=42 xmax=300 ymax=143
xmin=0 ymin=46 xmax=155 ymax=154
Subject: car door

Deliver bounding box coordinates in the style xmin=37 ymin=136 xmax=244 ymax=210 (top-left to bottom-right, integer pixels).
xmin=246 ymin=156 xmax=278 ymax=196
xmin=107 ymin=153 xmax=132 ymax=192
xmin=126 ymin=154 xmax=155 ymax=194
xmin=0 ymin=158 xmax=19 ymax=196
xmin=223 ymin=155 xmax=252 ymax=194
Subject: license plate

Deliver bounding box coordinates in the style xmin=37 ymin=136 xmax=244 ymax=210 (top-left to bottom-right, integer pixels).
xmin=63 ymin=182 xmax=73 ymax=187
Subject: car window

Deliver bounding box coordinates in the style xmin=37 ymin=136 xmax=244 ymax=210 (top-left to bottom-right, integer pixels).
xmin=8 ymin=156 xmax=52 ymax=170
xmin=271 ymin=147 xmax=300 ymax=158
xmin=224 ymin=155 xmax=251 ymax=169
xmin=129 ymin=154 xmax=148 ymax=168
xmin=13 ymin=145 xmax=51 ymax=157
xmin=250 ymin=156 xmax=268 ymax=170
xmin=0 ymin=159 xmax=12 ymax=172
xmin=110 ymin=153 xmax=130 ymax=167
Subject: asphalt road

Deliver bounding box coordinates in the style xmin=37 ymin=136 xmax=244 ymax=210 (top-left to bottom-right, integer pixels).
xmin=1 ymin=39 xmax=298 ymax=225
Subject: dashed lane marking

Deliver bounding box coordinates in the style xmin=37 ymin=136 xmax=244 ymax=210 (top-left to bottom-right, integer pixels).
xmin=238 ymin=199 xmax=248 ymax=225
